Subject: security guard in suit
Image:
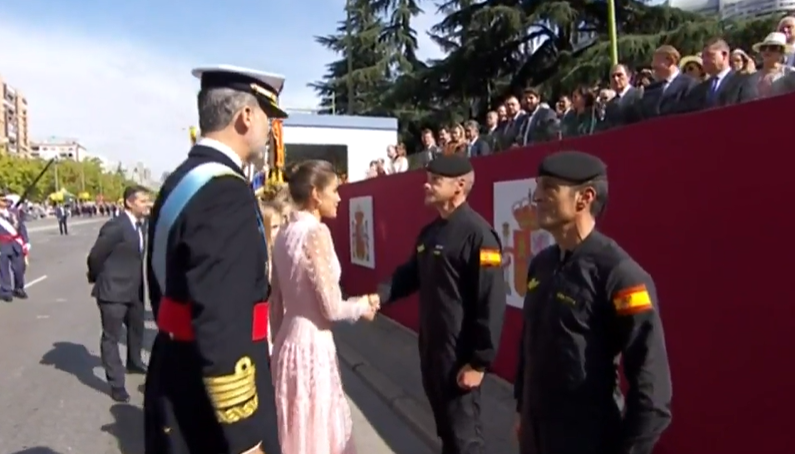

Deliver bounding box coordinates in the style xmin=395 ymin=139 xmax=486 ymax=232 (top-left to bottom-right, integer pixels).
xmin=144 ymin=65 xmax=288 ymax=454
xmin=514 ymin=151 xmax=672 ymax=454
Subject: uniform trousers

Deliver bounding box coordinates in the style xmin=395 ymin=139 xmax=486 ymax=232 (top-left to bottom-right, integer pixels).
xmin=0 ymin=252 xmax=25 ymax=295
xmin=98 ymin=299 xmax=144 ymax=388
xmin=422 ymin=372 xmax=485 ymax=454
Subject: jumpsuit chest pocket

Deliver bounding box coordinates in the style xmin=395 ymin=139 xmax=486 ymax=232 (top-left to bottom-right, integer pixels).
xmin=552 ymin=283 xmax=593 ymax=326
xmin=417 ymin=242 xmax=456 ymax=275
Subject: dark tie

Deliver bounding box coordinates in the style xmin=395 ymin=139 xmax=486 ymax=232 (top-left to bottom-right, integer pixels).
xmin=708 ymin=77 xmax=720 ymax=104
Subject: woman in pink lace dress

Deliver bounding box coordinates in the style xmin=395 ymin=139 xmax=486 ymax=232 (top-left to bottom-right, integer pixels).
xmin=268 ymin=160 xmax=378 ymax=454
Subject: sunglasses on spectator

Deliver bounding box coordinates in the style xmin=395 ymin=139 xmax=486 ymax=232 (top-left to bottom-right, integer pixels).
xmin=760 ymin=45 xmax=784 ymax=52
xmin=684 ymin=64 xmax=700 ymax=72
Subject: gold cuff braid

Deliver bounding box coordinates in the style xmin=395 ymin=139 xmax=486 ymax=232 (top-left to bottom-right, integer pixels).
xmin=203 ymin=356 xmax=259 ymax=424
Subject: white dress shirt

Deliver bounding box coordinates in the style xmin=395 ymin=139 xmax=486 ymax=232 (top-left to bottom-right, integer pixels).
xmin=195 ymin=137 xmax=243 ymax=170
xmin=662 ymin=69 xmax=680 ymax=92
xmin=125 ymin=210 xmax=144 ymax=252
xmin=712 ymin=67 xmax=731 ymax=91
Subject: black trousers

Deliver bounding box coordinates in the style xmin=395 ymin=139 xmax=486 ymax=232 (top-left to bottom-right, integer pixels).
xmin=98 ymin=299 xmax=144 ymax=388
xmin=422 ymin=372 xmax=485 ymax=454
xmin=58 ymin=218 xmax=68 ymax=235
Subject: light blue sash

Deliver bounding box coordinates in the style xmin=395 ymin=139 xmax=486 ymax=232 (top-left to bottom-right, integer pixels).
xmin=151 ymin=163 xmax=246 ymax=290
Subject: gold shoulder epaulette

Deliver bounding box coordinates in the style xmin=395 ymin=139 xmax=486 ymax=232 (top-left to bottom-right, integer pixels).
xmin=203 ymin=356 xmax=258 ymax=424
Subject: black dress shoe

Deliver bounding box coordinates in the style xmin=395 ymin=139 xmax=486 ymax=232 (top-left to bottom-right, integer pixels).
xmin=13 ymin=289 xmax=28 ymax=299
xmin=126 ymin=364 xmax=147 ymax=374
xmin=110 ymin=387 xmax=130 ymax=403
xmin=1 ymin=295 xmax=12 ymax=303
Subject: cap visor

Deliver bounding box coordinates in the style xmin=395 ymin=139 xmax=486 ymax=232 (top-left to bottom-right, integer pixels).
xmin=262 ymin=102 xmax=288 ymax=119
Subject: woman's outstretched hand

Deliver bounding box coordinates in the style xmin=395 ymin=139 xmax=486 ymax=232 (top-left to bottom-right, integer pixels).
xmin=367 ymin=294 xmax=380 ymax=311
xmin=361 ymin=294 xmax=380 ymax=321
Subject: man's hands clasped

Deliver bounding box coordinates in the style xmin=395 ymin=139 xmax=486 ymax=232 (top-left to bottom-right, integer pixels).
xmin=360 ymin=293 xmax=380 ymax=321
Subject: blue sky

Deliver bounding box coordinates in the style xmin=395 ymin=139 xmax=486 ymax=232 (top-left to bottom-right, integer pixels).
xmin=0 ymin=0 xmax=444 ymax=174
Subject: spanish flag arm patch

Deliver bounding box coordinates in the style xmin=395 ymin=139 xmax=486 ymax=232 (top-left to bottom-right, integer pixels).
xmin=479 ymin=248 xmax=501 ymax=267
xmin=612 ymin=284 xmax=653 ymax=316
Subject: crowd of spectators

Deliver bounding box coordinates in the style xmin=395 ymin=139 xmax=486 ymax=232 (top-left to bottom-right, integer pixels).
xmin=365 ymin=17 xmax=795 ymax=178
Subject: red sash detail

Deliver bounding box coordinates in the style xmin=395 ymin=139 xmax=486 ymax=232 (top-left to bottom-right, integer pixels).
xmin=157 ymin=296 xmax=269 ymax=342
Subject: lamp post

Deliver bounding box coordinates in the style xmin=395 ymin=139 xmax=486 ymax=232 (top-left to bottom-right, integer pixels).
xmin=607 ymin=0 xmax=618 ymax=66
xmin=53 ymin=158 xmax=60 ymax=192
xmin=345 ymin=0 xmax=354 ymax=114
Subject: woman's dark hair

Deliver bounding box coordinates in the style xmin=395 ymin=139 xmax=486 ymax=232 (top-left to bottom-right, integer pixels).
xmin=572 ymin=85 xmax=596 ymax=109
xmin=287 ymin=160 xmax=338 ymax=206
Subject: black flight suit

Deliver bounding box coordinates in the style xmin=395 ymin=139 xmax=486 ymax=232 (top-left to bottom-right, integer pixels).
xmin=514 ymin=231 xmax=672 ymax=454
xmin=378 ymin=202 xmax=506 ymax=454
xmin=143 ymin=145 xmax=281 ymax=454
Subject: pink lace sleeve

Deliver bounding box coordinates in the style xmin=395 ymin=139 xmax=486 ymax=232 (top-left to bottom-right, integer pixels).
xmin=269 ymin=261 xmax=285 ymax=348
xmin=304 ymin=224 xmax=369 ymax=322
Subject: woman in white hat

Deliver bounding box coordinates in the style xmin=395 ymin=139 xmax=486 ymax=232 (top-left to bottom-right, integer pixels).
xmin=749 ymin=32 xmax=795 ymax=98
xmin=679 ymin=55 xmax=707 ymax=81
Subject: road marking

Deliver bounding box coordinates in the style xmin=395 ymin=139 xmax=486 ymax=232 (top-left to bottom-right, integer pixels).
xmin=28 ymin=218 xmax=105 ymax=233
xmin=25 ymin=275 xmax=48 ymax=288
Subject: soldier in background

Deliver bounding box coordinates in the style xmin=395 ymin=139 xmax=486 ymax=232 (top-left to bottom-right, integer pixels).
xmin=0 ymin=192 xmax=29 ymax=302
xmin=514 ymin=151 xmax=672 ymax=454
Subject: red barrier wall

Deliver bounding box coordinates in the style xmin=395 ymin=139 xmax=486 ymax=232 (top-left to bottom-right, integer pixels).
xmin=327 ymin=94 xmax=794 ymax=453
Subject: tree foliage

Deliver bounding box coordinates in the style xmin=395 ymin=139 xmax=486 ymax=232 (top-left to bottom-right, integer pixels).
xmin=313 ymin=0 xmax=780 ymax=149
xmin=0 ymin=155 xmax=135 ymax=202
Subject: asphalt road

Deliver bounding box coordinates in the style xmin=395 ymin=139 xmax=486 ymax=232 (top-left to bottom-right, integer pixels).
xmin=0 ymin=217 xmax=434 ymax=454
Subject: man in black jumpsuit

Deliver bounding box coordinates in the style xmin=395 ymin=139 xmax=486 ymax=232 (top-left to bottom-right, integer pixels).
xmin=144 ymin=65 xmax=285 ymax=454
xmin=376 ymin=155 xmax=506 ymax=454
xmin=514 ymin=151 xmax=672 ymax=454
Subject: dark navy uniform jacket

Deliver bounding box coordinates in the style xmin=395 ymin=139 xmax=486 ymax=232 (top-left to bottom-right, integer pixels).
xmin=144 ymin=144 xmax=280 ymax=454
xmin=0 ymin=208 xmax=28 ymax=256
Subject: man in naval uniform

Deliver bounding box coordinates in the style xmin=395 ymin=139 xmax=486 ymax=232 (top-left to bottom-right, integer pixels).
xmin=144 ymin=65 xmax=286 ymax=454
xmin=0 ymin=193 xmax=29 ymax=302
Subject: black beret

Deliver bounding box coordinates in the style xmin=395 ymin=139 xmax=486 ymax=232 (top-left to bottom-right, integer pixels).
xmin=426 ymin=154 xmax=474 ymax=177
xmin=538 ymin=151 xmax=606 ymax=184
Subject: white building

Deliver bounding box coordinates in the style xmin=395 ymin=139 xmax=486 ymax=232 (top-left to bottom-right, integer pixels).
xmin=30 ymin=138 xmax=87 ymax=161
xmin=281 ymin=113 xmax=398 ymax=183
xmin=668 ymin=0 xmax=795 ymax=19
xmin=126 ymin=161 xmax=155 ymax=186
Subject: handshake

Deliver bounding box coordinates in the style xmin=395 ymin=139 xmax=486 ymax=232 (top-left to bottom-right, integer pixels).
xmin=360 ymin=293 xmax=380 ymax=321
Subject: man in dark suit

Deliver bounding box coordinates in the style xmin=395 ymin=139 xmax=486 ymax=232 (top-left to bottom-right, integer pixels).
xmin=144 ymin=65 xmax=281 ymax=454
xmin=415 ymin=128 xmax=442 ymax=168
xmin=638 ymin=45 xmax=698 ymax=119
xmin=517 ymin=88 xmax=558 ymax=146
xmin=482 ymin=110 xmax=501 ymax=152
xmin=87 ymin=184 xmax=150 ymax=402
xmin=464 ymin=120 xmax=491 ymax=157
xmin=495 ymin=95 xmax=524 ymax=151
xmin=604 ymin=64 xmax=643 ymax=128
xmin=685 ymin=38 xmax=757 ymax=112
xmin=55 ymin=203 xmax=69 ymax=235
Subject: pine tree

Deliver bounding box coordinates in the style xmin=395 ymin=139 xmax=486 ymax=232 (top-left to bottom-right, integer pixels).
xmin=317 ymin=0 xmax=778 ymax=148
xmin=371 ymin=0 xmax=423 ymax=74
xmin=310 ymin=0 xmax=390 ymax=115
